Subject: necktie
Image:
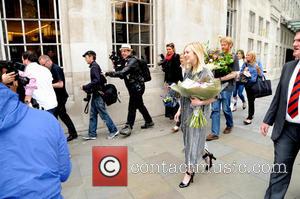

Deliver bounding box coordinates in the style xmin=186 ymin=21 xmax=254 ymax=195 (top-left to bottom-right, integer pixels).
xmin=287 ymin=68 xmax=300 ymax=119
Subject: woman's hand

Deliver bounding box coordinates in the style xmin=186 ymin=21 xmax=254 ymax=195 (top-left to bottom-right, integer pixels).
xmin=190 ymin=97 xmax=205 ymax=106
xmin=190 ymin=97 xmax=216 ymax=106
xmin=174 ymin=108 xmax=181 ymax=122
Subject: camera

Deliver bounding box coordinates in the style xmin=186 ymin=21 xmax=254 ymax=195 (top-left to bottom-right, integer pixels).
xmin=109 ymin=51 xmax=124 ymax=71
xmin=158 ymin=53 xmax=165 ymax=66
xmin=83 ymin=93 xmax=91 ymax=102
xmin=0 ymin=60 xmax=29 ymax=86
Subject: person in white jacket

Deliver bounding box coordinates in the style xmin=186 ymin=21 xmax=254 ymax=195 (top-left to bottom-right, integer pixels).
xmin=22 ymin=51 xmax=57 ymax=114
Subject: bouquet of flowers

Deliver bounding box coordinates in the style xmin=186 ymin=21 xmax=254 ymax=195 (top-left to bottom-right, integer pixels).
xmin=161 ymin=83 xmax=179 ymax=108
xmin=204 ymin=49 xmax=234 ymax=78
xmin=170 ymin=78 xmax=223 ymax=128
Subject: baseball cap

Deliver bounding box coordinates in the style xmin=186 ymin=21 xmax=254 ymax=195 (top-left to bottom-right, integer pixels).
xmin=119 ymin=44 xmax=132 ymax=50
xmin=82 ymin=50 xmax=96 ymax=57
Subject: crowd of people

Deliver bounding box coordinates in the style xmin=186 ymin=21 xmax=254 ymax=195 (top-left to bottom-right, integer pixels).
xmin=0 ymin=30 xmax=299 ymax=198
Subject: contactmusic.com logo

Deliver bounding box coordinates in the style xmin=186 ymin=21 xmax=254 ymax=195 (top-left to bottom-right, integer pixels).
xmin=93 ymin=146 xmax=128 ymax=186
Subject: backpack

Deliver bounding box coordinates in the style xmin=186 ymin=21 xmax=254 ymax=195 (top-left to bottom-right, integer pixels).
xmin=134 ymin=57 xmax=151 ymax=82
xmin=101 ymin=84 xmax=120 ymax=106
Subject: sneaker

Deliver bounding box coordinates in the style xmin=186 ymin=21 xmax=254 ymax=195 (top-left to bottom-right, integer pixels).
xmin=223 ymin=127 xmax=233 ymax=134
xmin=120 ymin=125 xmax=132 ymax=137
xmin=82 ymin=136 xmax=97 ymax=140
xmin=206 ymin=133 xmax=219 ymax=141
xmin=107 ymin=131 xmax=120 ymax=139
xmin=242 ymin=102 xmax=247 ymax=109
xmin=141 ymin=121 xmax=154 ymax=129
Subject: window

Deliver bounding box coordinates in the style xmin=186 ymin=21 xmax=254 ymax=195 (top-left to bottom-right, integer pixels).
xmin=277 ymin=28 xmax=280 ymax=42
xmin=279 ymin=46 xmax=282 ymax=66
xmin=111 ymin=0 xmax=154 ymax=66
xmin=0 ymin=0 xmax=62 ymax=65
xmin=248 ymin=38 xmax=254 ymax=52
xmin=257 ymin=40 xmax=262 ymax=61
xmin=280 ymin=30 xmax=284 ymax=43
xmin=258 ymin=17 xmax=263 ymax=36
xmin=275 ymin=45 xmax=278 ymax=67
xmin=249 ymin=11 xmax=255 ymax=33
xmin=266 ymin=21 xmax=270 ymax=37
xmin=263 ymin=43 xmax=268 ymax=69
xmin=226 ymin=0 xmax=236 ymax=38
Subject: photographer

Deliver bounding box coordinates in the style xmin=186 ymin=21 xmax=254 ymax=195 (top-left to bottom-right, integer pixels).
xmin=106 ymin=44 xmax=154 ymax=137
xmin=81 ymin=50 xmax=119 ymax=140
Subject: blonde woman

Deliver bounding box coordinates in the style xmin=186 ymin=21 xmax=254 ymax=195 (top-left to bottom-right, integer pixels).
xmin=174 ymin=42 xmax=216 ymax=188
xmin=240 ymin=51 xmax=264 ymax=124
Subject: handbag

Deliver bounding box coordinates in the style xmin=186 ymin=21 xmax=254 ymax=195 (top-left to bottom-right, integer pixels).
xmin=249 ymin=76 xmax=272 ymax=98
xmin=239 ymin=64 xmax=251 ymax=84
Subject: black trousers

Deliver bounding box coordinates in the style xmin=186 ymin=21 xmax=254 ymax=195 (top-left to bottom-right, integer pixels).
xmin=127 ymin=86 xmax=152 ymax=128
xmin=54 ymin=98 xmax=77 ymax=136
xmin=245 ymin=85 xmax=255 ymax=120
xmin=265 ymin=121 xmax=300 ymax=199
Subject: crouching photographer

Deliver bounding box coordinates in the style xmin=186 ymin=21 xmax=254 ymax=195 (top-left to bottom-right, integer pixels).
xmin=105 ymin=44 xmax=154 ymax=137
xmin=81 ymin=50 xmax=119 ymax=140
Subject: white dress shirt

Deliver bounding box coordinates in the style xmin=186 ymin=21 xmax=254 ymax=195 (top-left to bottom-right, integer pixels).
xmin=25 ymin=62 xmax=57 ymax=110
xmin=286 ymin=61 xmax=300 ymax=123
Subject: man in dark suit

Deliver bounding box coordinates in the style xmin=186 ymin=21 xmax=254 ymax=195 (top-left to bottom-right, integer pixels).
xmin=261 ymin=29 xmax=300 ymax=199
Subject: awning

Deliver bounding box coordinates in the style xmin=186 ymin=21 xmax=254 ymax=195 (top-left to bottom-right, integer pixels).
xmin=287 ymin=20 xmax=300 ymax=32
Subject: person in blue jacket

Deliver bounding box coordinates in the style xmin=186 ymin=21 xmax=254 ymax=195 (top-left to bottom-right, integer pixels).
xmin=240 ymin=51 xmax=264 ymax=125
xmin=0 ymin=83 xmax=71 ymax=199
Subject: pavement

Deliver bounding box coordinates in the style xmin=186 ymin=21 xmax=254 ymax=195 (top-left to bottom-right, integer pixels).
xmin=62 ymin=79 xmax=300 ymax=199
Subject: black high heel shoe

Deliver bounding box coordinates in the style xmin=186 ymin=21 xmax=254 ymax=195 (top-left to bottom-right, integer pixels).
xmin=202 ymin=151 xmax=216 ymax=171
xmin=179 ymin=172 xmax=194 ymax=188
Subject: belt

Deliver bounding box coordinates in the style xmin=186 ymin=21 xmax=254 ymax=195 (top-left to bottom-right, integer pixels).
xmin=285 ymin=121 xmax=300 ymax=128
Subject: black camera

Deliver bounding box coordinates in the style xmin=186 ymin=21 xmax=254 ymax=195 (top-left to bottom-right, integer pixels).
xmin=0 ymin=60 xmax=29 ymax=86
xmin=158 ymin=54 xmax=165 ymax=66
xmin=83 ymin=93 xmax=91 ymax=102
xmin=109 ymin=51 xmax=124 ymax=71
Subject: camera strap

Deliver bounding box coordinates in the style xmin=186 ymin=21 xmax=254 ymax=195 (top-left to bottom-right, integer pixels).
xmin=84 ymin=98 xmax=91 ymax=114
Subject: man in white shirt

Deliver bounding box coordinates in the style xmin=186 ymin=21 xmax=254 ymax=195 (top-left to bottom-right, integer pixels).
xmin=22 ymin=51 xmax=57 ymax=114
xmin=260 ymin=30 xmax=300 ymax=199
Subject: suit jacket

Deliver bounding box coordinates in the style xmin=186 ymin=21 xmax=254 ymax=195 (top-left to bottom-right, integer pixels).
xmin=263 ymin=59 xmax=300 ymax=141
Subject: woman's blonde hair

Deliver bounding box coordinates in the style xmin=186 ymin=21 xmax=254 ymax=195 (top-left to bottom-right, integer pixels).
xmin=246 ymin=51 xmax=256 ymax=64
xmin=184 ymin=42 xmax=205 ymax=75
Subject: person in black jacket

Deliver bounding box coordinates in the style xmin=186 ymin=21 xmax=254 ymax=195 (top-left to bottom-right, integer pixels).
xmin=160 ymin=43 xmax=182 ymax=120
xmin=81 ymin=50 xmax=119 ymax=140
xmin=106 ymin=44 xmax=153 ymax=137
xmin=39 ymin=55 xmax=78 ymax=142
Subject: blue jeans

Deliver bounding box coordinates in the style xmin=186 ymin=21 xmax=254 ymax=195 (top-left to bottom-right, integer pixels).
xmin=88 ymin=93 xmax=118 ymax=137
xmin=233 ymin=82 xmax=245 ymax=103
xmin=211 ymin=90 xmax=234 ymax=136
